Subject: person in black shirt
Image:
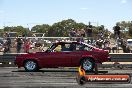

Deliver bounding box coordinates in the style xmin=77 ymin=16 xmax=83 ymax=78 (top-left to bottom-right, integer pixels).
xmin=114 ymin=24 xmax=121 ymax=38
xmin=86 ymin=25 xmax=92 ymax=37
xmin=16 ymin=36 xmax=23 ymax=53
xmin=85 ymin=25 xmax=93 ymax=44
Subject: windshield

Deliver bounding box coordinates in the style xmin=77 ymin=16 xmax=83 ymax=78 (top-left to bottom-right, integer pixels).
xmin=127 ymin=41 xmax=132 ymax=44
xmin=46 ymin=43 xmax=56 ymax=52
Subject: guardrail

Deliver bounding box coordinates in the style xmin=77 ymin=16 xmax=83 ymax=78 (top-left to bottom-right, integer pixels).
xmin=109 ymin=53 xmax=132 ymax=62
xmin=0 ymin=53 xmax=18 ymax=67
xmin=0 ymin=53 xmax=132 ymax=67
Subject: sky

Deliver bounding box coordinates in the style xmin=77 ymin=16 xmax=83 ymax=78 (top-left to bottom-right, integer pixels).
xmin=0 ymin=0 xmax=132 ymax=31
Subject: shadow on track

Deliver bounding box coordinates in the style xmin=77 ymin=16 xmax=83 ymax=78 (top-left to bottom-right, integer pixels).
xmin=12 ymin=69 xmax=108 ymax=74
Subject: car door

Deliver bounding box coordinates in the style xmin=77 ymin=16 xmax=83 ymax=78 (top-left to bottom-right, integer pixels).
xmin=70 ymin=43 xmax=85 ymax=66
xmin=70 ymin=43 xmax=93 ymax=66
xmin=69 ymin=51 xmax=83 ymax=66
xmin=45 ymin=52 xmax=72 ymax=67
xmin=38 ymin=44 xmax=72 ymax=67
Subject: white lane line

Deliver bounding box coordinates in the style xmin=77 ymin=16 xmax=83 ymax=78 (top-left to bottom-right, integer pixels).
xmin=40 ymin=82 xmax=77 ymax=85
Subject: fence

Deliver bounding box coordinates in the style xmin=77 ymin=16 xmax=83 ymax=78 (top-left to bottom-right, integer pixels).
xmin=2 ymin=37 xmax=122 ymax=53
xmin=0 ymin=53 xmax=16 ymax=67
xmin=1 ymin=37 xmax=95 ymax=53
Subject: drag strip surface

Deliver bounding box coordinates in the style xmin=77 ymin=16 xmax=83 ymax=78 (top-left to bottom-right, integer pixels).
xmin=0 ymin=67 xmax=131 ymax=88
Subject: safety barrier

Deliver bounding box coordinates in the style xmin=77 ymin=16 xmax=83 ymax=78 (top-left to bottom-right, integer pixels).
xmin=0 ymin=53 xmax=132 ymax=67
xmin=0 ymin=53 xmax=18 ymax=67
xmin=110 ymin=53 xmax=132 ymax=62
xmin=2 ymin=37 xmax=124 ymax=53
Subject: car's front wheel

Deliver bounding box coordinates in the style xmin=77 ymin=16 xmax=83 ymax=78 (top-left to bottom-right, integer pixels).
xmin=81 ymin=58 xmax=95 ymax=71
xmin=24 ymin=60 xmax=39 ymax=72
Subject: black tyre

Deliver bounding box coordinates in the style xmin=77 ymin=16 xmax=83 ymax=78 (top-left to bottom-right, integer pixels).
xmin=24 ymin=60 xmax=39 ymax=72
xmin=81 ymin=58 xmax=95 ymax=71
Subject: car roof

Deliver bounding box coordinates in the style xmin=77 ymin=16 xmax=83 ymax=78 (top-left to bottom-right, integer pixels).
xmin=127 ymin=39 xmax=132 ymax=41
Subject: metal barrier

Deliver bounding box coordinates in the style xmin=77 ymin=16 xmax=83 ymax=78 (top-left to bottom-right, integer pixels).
xmin=109 ymin=53 xmax=132 ymax=62
xmin=2 ymin=37 xmax=124 ymax=53
xmin=2 ymin=37 xmax=95 ymax=53
xmin=0 ymin=53 xmax=17 ymax=67
xmin=0 ymin=53 xmax=132 ymax=67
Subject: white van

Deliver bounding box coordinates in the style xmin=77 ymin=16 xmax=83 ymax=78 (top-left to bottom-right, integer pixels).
xmin=8 ymin=32 xmax=17 ymax=37
xmin=127 ymin=39 xmax=132 ymax=49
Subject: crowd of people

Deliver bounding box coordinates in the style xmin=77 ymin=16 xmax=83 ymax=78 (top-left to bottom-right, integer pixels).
xmin=69 ymin=24 xmax=131 ymax=53
xmin=69 ymin=25 xmax=111 ymax=49
xmin=0 ymin=24 xmax=131 ymax=53
xmin=1 ymin=33 xmax=31 ymax=53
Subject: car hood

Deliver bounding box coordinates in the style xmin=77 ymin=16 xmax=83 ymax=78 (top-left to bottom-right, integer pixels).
xmin=94 ymin=48 xmax=109 ymax=55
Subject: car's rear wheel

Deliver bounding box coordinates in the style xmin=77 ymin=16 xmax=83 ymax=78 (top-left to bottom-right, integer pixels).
xmin=81 ymin=58 xmax=95 ymax=71
xmin=24 ymin=60 xmax=39 ymax=72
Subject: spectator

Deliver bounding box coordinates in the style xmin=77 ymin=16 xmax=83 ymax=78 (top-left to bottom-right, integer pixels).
xmin=96 ymin=39 xmax=103 ymax=49
xmin=3 ymin=34 xmax=11 ymax=53
xmin=85 ymin=26 xmax=92 ymax=37
xmin=75 ymin=29 xmax=83 ymax=42
xmin=69 ymin=29 xmax=76 ymax=41
xmin=126 ymin=46 xmax=131 ymax=53
xmin=99 ymin=26 xmax=104 ymax=32
xmin=76 ymin=29 xmax=81 ymax=37
xmin=69 ymin=29 xmax=76 ymax=37
xmin=3 ymin=40 xmax=9 ymax=53
xmin=98 ymin=31 xmax=104 ymax=40
xmin=85 ymin=25 xmax=93 ymax=44
xmin=6 ymin=35 xmax=11 ymax=53
xmin=103 ymin=39 xmax=110 ymax=48
xmin=80 ymin=29 xmax=85 ymax=37
xmin=114 ymin=23 xmax=121 ymax=38
xmin=16 ymin=36 xmax=23 ymax=53
xmin=98 ymin=25 xmax=105 ymax=40
xmin=24 ymin=39 xmax=31 ymax=53
xmin=121 ymin=40 xmax=130 ymax=53
xmin=103 ymin=39 xmax=111 ymax=53
xmin=112 ymin=47 xmax=117 ymax=53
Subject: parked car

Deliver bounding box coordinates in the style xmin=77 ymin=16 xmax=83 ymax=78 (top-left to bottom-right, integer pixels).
xmin=127 ymin=39 xmax=132 ymax=50
xmin=15 ymin=41 xmax=110 ymax=72
xmin=0 ymin=37 xmax=4 ymax=52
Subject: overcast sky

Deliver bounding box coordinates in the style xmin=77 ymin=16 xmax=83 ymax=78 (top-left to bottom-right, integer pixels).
xmin=0 ymin=0 xmax=132 ymax=31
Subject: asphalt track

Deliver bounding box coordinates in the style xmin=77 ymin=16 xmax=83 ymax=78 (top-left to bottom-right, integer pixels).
xmin=0 ymin=67 xmax=131 ymax=88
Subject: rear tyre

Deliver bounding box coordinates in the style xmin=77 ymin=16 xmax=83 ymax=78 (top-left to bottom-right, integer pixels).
xmin=24 ymin=60 xmax=39 ymax=72
xmin=76 ymin=76 xmax=86 ymax=85
xmin=81 ymin=58 xmax=95 ymax=72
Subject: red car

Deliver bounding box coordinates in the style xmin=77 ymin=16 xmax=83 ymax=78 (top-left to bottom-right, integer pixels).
xmin=15 ymin=41 xmax=110 ymax=72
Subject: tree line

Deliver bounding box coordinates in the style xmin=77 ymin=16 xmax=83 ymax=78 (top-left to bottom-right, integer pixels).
xmin=117 ymin=21 xmax=132 ymax=38
xmin=0 ymin=19 xmax=132 ymax=38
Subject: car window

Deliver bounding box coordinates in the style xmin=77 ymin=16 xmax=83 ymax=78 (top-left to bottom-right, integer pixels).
xmin=75 ymin=44 xmax=93 ymax=51
xmin=54 ymin=45 xmax=62 ymax=52
xmin=128 ymin=41 xmax=132 ymax=44
xmin=53 ymin=44 xmax=72 ymax=52
xmin=49 ymin=43 xmax=93 ymax=52
xmin=61 ymin=44 xmax=72 ymax=51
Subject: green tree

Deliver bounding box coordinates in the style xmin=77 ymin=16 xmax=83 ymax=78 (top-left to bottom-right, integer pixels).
xmin=31 ymin=24 xmax=51 ymax=36
xmin=117 ymin=21 xmax=132 ymax=38
xmin=47 ymin=19 xmax=87 ymax=37
xmin=3 ymin=26 xmax=31 ymax=36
